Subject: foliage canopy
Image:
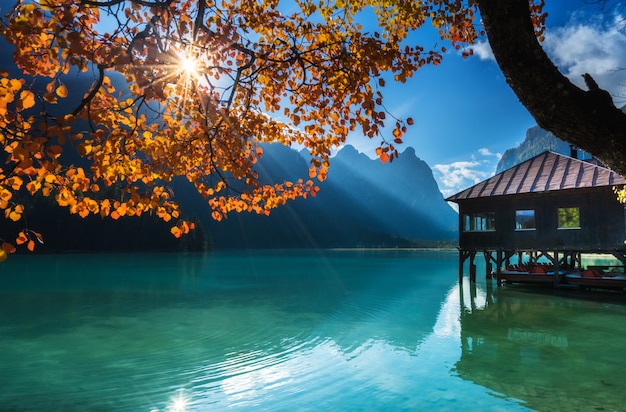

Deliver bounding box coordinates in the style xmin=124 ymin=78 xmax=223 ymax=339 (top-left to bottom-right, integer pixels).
xmin=0 ymin=0 xmax=551 ymax=255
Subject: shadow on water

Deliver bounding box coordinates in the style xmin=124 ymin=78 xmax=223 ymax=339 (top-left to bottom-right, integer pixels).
xmin=457 ymin=280 xmax=626 ymax=411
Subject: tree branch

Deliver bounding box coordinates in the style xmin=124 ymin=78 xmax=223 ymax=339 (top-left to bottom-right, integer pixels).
xmin=476 ymin=0 xmax=626 ymax=175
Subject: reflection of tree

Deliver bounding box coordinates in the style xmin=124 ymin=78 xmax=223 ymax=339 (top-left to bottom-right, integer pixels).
xmin=457 ymin=285 xmax=626 ymax=411
xmin=558 ymin=207 xmax=580 ymax=228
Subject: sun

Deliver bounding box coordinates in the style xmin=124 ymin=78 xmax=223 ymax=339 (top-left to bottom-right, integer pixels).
xmin=179 ymin=54 xmax=199 ymax=77
xmin=173 ymin=42 xmax=203 ymax=81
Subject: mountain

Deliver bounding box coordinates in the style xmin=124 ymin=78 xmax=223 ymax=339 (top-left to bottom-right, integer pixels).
xmin=495 ymin=126 xmax=572 ymax=174
xmin=182 ymin=144 xmax=458 ymax=249
xmin=498 ymin=105 xmax=626 ymax=173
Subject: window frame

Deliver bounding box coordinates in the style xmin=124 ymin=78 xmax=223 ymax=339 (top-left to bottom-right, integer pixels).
xmin=557 ymin=206 xmax=581 ymax=230
xmin=463 ymin=212 xmax=496 ymax=232
xmin=515 ymin=209 xmax=536 ymax=231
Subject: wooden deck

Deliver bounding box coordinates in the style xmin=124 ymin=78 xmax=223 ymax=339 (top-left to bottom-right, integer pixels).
xmin=565 ymin=276 xmax=626 ymax=290
xmin=498 ymin=267 xmax=626 ymax=291
xmin=498 ymin=271 xmax=566 ymax=286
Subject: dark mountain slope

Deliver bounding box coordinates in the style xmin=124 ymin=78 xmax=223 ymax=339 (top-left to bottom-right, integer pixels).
xmin=193 ymin=144 xmax=458 ymax=249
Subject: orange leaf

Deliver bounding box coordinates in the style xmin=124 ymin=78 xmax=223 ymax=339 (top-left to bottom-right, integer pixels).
xmin=27 ymin=239 xmax=35 ymax=252
xmin=16 ymin=231 xmax=27 ymax=245
xmin=9 ymin=176 xmax=23 ymax=190
xmin=56 ymin=84 xmax=68 ymax=98
xmin=380 ymin=152 xmax=390 ymax=163
xmin=0 ymin=250 xmax=6 ymax=263
xmin=1 ymin=242 xmax=16 ymax=254
xmin=19 ymin=90 xmax=35 ymax=110
xmin=170 ymin=226 xmax=182 ymax=238
xmin=33 ymin=231 xmax=44 ymax=244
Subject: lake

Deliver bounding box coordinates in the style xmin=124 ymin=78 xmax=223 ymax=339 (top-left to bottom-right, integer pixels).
xmin=1 ymin=249 xmax=625 ymax=411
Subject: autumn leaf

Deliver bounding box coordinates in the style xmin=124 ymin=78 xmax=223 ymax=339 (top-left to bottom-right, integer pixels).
xmin=32 ymin=231 xmax=44 ymax=244
xmin=1 ymin=242 xmax=16 ymax=254
xmin=56 ymin=84 xmax=68 ymax=98
xmin=18 ymin=90 xmax=35 ymax=110
xmin=16 ymin=231 xmax=27 ymax=245
xmin=170 ymin=226 xmax=182 ymax=238
xmin=0 ymin=0 xmax=451 ymax=250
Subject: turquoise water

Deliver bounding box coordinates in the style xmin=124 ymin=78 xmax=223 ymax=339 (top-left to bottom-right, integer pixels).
xmin=1 ymin=250 xmax=625 ymax=411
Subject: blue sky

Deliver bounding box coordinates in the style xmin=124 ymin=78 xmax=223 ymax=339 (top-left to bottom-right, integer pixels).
xmin=342 ymin=1 xmax=626 ymax=198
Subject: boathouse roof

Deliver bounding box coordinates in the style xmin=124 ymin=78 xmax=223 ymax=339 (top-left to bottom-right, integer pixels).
xmin=446 ymin=151 xmax=626 ymax=202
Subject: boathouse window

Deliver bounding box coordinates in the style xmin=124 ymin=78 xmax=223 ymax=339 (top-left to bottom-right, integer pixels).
xmin=463 ymin=212 xmax=495 ymax=232
xmin=515 ymin=210 xmax=536 ymax=230
xmin=558 ymin=207 xmax=580 ymax=229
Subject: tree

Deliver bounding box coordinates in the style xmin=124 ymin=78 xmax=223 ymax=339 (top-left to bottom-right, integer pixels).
xmin=0 ymin=0 xmax=428 ymax=256
xmin=0 ymin=0 xmax=622 ymax=257
xmin=476 ymin=0 xmax=626 ymax=176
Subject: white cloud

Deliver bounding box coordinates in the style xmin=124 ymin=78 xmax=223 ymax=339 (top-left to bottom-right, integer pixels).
xmin=543 ymin=16 xmax=626 ymax=102
xmin=470 ymin=14 xmax=626 ymax=103
xmin=433 ymin=160 xmax=489 ymax=196
xmin=478 ymin=147 xmax=501 ymax=158
xmin=471 ymin=40 xmax=494 ymax=61
xmin=433 ymin=149 xmax=504 ymax=196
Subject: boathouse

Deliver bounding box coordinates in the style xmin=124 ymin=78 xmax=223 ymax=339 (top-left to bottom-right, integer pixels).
xmin=446 ymin=150 xmax=626 ymax=283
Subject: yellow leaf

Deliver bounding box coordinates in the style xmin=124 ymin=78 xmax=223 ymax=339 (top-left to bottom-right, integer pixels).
xmin=19 ymin=90 xmax=35 ymax=110
xmin=170 ymin=226 xmax=182 ymax=238
xmin=56 ymin=84 xmax=68 ymax=98
xmin=9 ymin=79 xmax=21 ymax=90
xmin=9 ymin=176 xmax=23 ymax=190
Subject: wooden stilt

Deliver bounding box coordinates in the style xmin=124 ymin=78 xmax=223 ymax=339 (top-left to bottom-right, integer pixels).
xmin=554 ymin=250 xmax=560 ymax=287
xmin=484 ymin=250 xmax=494 ymax=279
xmin=469 ymin=250 xmax=477 ymax=283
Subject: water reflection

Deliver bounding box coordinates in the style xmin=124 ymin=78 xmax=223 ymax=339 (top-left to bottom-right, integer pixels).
xmin=457 ymin=281 xmax=626 ymax=411
xmin=7 ymin=251 xmax=626 ymax=411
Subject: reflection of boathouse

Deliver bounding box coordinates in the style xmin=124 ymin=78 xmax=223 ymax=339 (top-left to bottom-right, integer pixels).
xmin=446 ymin=151 xmax=626 ymax=285
xmin=456 ymin=282 xmax=626 ymax=411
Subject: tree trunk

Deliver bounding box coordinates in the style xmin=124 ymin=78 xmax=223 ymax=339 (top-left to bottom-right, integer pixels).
xmin=476 ymin=0 xmax=626 ymax=176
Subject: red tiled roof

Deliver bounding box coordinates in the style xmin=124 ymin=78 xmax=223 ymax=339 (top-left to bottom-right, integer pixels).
xmin=446 ymin=151 xmax=626 ymax=202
